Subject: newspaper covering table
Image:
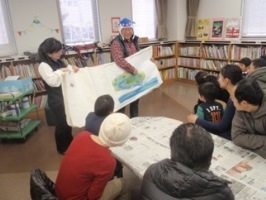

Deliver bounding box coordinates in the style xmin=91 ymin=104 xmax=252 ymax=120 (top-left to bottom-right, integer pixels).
xmin=111 ymin=117 xmax=266 ymax=199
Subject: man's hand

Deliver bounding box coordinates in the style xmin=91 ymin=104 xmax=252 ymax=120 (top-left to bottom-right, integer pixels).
xmin=187 ymin=114 xmax=198 ymax=123
xmin=132 ymin=68 xmax=138 ymax=75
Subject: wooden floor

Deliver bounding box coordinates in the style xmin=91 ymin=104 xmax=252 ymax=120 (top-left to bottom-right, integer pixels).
xmin=0 ymin=81 xmax=197 ymax=200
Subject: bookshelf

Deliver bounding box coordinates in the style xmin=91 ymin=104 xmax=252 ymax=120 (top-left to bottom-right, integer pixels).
xmin=152 ymin=41 xmax=178 ymax=83
xmin=0 ymin=58 xmax=48 ymax=110
xmin=176 ymin=40 xmax=266 ymax=83
xmin=176 ymin=41 xmax=201 ymax=84
xmin=62 ymin=48 xmax=112 ymax=67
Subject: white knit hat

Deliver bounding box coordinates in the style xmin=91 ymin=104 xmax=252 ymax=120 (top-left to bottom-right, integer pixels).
xmin=99 ymin=113 xmax=132 ymax=147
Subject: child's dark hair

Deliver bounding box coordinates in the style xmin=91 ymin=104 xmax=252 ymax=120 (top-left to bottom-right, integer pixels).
xmin=235 ymin=78 xmax=263 ymax=106
xmin=195 ymin=71 xmax=219 ymax=88
xmin=252 ymin=58 xmax=266 ymax=69
xmin=239 ymin=57 xmax=251 ymax=67
xmin=95 ymin=94 xmax=114 ymax=117
xmin=195 ymin=71 xmax=209 ymax=85
xmin=198 ymin=82 xmax=219 ymax=102
xmin=220 ymin=64 xmax=242 ymax=85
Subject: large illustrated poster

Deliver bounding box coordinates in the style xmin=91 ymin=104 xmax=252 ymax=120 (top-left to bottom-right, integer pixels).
xmin=225 ymin=17 xmax=241 ymax=40
xmin=61 ymin=46 xmax=163 ymax=127
xmin=210 ymin=18 xmax=225 ymax=40
xmin=196 ymin=18 xmax=210 ymax=41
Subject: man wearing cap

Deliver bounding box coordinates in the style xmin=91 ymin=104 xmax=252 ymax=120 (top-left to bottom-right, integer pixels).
xmin=55 ymin=113 xmax=132 ymax=200
xmin=110 ymin=17 xmax=140 ymax=118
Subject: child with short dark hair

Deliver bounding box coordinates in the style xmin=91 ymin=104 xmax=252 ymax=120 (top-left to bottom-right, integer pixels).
xmin=239 ymin=57 xmax=251 ymax=77
xmin=196 ymin=82 xmax=223 ymax=122
xmin=85 ymin=94 xmax=114 ymax=135
xmin=193 ymin=71 xmax=229 ymax=114
xmin=84 ymin=94 xmax=124 ymax=178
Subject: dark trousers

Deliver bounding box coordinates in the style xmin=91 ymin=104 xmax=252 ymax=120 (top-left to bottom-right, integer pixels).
xmin=118 ymin=99 xmax=139 ymax=118
xmin=50 ymin=103 xmax=73 ymax=153
xmin=114 ymin=160 xmax=123 ymax=178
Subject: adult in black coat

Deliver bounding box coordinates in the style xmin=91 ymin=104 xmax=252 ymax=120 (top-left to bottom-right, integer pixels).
xmin=141 ymin=123 xmax=234 ymax=200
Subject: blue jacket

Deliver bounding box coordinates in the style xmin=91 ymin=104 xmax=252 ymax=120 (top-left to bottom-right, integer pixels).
xmin=84 ymin=112 xmax=106 ymax=135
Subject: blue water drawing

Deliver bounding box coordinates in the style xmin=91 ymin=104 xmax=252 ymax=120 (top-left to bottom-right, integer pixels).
xmin=118 ymin=77 xmax=159 ymax=103
xmin=112 ymin=72 xmax=145 ymax=91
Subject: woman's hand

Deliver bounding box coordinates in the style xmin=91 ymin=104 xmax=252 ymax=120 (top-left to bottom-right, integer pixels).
xmin=60 ymin=67 xmax=70 ymax=72
xmin=187 ymin=114 xmax=198 ymax=123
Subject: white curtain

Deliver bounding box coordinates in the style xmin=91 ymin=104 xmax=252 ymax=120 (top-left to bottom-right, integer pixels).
xmin=0 ymin=0 xmax=17 ymax=56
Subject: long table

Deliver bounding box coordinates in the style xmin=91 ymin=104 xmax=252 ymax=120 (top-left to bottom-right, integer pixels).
xmin=111 ymin=117 xmax=266 ymax=199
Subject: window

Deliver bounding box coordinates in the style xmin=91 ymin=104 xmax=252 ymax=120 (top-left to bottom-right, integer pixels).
xmin=242 ymin=0 xmax=266 ymax=38
xmin=132 ymin=0 xmax=157 ymax=39
xmin=0 ymin=0 xmax=17 ymax=56
xmin=57 ymin=0 xmax=100 ymax=44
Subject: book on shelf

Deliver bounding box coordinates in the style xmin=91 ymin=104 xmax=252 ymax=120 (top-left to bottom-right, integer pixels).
xmin=4 ymin=76 xmax=20 ymax=81
xmin=0 ymin=118 xmax=31 ymax=131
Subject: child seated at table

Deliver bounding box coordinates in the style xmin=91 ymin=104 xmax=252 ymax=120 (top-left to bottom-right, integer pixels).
xmin=85 ymin=94 xmax=114 ymax=135
xmin=84 ymin=94 xmax=124 ymax=178
xmin=196 ymin=82 xmax=223 ymax=122
xmin=193 ymin=71 xmax=229 ymax=113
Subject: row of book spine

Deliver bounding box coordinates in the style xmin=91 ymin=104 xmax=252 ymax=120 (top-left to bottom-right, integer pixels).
xmin=33 ymin=94 xmax=47 ymax=109
xmin=155 ymin=58 xmax=177 ymax=69
xmin=62 ymin=52 xmax=112 ymax=67
xmin=177 ymin=67 xmax=200 ymax=80
xmin=160 ymin=68 xmax=176 ymax=80
xmin=179 ymin=46 xmax=201 ymax=57
xmin=231 ymin=45 xmax=262 ymax=60
xmin=0 ymin=63 xmax=40 ymax=80
xmin=177 ymin=67 xmax=219 ymax=80
xmin=202 ymin=45 xmax=229 ymax=59
xmin=178 ymin=58 xmax=200 ymax=68
xmin=33 ymin=79 xmax=45 ymax=92
xmin=178 ymin=57 xmax=227 ymax=71
xmin=179 ymin=44 xmax=266 ymax=61
xmin=153 ymin=45 xmax=175 ymax=57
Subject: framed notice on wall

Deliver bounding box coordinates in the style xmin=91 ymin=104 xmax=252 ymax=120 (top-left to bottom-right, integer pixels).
xmin=210 ymin=18 xmax=225 ymax=40
xmin=196 ymin=18 xmax=211 ymax=41
xmin=111 ymin=17 xmax=120 ymax=33
xmin=225 ymin=17 xmax=241 ymax=40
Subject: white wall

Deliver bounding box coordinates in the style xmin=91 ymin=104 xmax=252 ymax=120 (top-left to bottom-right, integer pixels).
xmin=198 ymin=0 xmax=242 ymax=18
xmin=167 ymin=0 xmax=187 ymax=41
xmin=9 ymin=0 xmax=61 ymax=54
xmin=7 ymin=0 xmax=243 ymax=55
xmin=8 ymin=0 xmax=133 ymax=54
xmin=98 ymin=0 xmax=131 ymax=43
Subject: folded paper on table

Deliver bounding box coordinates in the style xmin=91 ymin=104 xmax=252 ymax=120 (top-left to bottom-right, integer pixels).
xmin=61 ymin=46 xmax=162 ymax=127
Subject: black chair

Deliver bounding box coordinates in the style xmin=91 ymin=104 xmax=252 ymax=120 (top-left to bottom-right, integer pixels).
xmin=30 ymin=169 xmax=58 ymax=200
